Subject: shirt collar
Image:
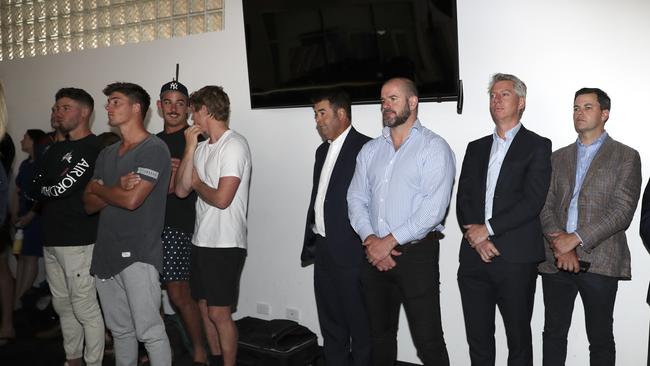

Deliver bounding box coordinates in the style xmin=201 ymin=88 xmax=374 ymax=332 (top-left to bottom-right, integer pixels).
xmin=382 ymin=119 xmax=422 ymax=143
xmin=329 ymin=124 xmax=352 ymax=146
xmin=577 ymin=130 xmax=608 ymax=148
xmin=492 ymin=122 xmax=522 ymax=143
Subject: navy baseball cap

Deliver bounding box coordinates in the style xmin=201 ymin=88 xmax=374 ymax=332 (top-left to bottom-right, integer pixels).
xmin=160 ymin=80 xmax=189 ymax=97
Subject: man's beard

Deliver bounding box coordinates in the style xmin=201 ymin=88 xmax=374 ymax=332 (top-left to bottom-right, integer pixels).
xmin=57 ymin=121 xmax=77 ymax=134
xmin=382 ymin=105 xmax=410 ymax=128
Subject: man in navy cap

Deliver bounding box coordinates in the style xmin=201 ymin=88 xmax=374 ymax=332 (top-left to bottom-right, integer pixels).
xmin=156 ymin=79 xmax=207 ymax=365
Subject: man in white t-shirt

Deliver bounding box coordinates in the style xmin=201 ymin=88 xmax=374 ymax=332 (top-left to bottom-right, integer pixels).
xmin=175 ymin=85 xmax=251 ymax=366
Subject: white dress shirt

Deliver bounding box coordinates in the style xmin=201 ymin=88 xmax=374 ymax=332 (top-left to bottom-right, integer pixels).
xmin=485 ymin=123 xmax=521 ymax=235
xmin=313 ymin=125 xmax=351 ymax=237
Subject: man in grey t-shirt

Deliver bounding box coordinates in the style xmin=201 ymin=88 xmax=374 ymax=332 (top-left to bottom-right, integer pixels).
xmin=84 ymin=82 xmax=172 ymax=366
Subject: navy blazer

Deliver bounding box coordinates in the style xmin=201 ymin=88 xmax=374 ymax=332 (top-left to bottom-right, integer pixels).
xmin=301 ymin=127 xmax=371 ymax=267
xmin=457 ymin=125 xmax=552 ymax=264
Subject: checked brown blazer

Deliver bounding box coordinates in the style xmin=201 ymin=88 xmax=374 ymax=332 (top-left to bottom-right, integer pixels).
xmin=538 ymin=135 xmax=641 ymax=279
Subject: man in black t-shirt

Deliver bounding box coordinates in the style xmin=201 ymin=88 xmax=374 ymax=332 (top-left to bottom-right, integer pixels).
xmin=156 ymin=80 xmax=207 ymax=365
xmin=35 ymin=88 xmax=104 ymax=366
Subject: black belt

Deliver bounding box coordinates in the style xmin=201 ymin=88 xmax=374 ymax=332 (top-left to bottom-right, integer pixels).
xmin=316 ymin=231 xmax=442 ymax=247
xmin=410 ymin=230 xmax=443 ymax=243
xmin=398 ymin=231 xmax=443 ymax=250
xmin=394 ymin=231 xmax=445 ymax=253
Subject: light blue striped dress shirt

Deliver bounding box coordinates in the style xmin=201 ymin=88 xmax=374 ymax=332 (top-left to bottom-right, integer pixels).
xmin=566 ymin=131 xmax=608 ymax=239
xmin=484 ymin=123 xmax=521 ymax=235
xmin=347 ymin=120 xmax=456 ymax=245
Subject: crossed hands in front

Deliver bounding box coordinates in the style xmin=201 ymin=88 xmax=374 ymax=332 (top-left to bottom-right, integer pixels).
xmin=463 ymin=224 xmax=500 ymax=263
xmin=363 ymin=234 xmax=401 ymax=272
xmin=546 ymin=231 xmax=582 ymax=273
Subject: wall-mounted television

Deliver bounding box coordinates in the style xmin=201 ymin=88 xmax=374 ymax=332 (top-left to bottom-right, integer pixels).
xmin=242 ymin=0 xmax=461 ymax=111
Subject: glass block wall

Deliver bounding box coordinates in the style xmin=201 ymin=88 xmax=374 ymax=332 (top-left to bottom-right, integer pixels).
xmin=0 ymin=0 xmax=223 ymax=61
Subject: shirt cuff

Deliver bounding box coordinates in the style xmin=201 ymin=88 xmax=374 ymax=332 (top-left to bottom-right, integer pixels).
xmin=358 ymin=225 xmax=375 ymax=243
xmin=574 ymin=231 xmax=585 ymax=248
xmin=485 ymin=220 xmax=495 ymax=236
xmin=391 ymin=226 xmax=412 ymax=245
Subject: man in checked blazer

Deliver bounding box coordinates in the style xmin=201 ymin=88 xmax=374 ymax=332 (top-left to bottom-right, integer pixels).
xmin=639 ymin=179 xmax=650 ymax=366
xmin=538 ymin=87 xmax=641 ymax=366
xmin=457 ymin=73 xmax=552 ymax=366
xmin=301 ymin=89 xmax=371 ymax=366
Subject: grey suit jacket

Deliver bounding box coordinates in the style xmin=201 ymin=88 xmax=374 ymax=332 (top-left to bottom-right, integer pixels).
xmin=538 ymin=135 xmax=641 ymax=279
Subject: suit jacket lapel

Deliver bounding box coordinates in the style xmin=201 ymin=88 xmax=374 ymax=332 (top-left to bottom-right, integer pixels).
xmin=314 ymin=142 xmax=328 ymax=183
xmin=566 ymin=143 xmax=578 ymax=196
xmin=580 ymin=135 xmax=612 ymax=189
xmin=494 ymin=125 xmax=526 ymax=190
xmin=309 ymin=141 xmax=329 ymax=217
xmin=477 ymin=135 xmax=492 ymax=195
xmin=326 ymin=128 xmax=356 ymax=194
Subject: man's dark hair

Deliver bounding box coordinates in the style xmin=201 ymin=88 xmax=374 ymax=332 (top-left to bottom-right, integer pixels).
xmin=55 ymin=87 xmax=94 ymax=112
xmin=310 ymin=88 xmax=352 ymax=121
xmin=102 ymin=82 xmax=151 ymax=120
xmin=575 ymin=87 xmax=611 ymax=111
xmin=189 ymin=86 xmax=230 ymax=123
xmin=26 ymin=129 xmax=47 ymax=144
xmin=97 ymin=131 xmax=121 ymax=148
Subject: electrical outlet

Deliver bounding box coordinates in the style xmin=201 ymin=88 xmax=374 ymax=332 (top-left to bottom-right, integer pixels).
xmin=256 ymin=302 xmax=271 ymax=315
xmin=286 ymin=307 xmax=300 ymax=322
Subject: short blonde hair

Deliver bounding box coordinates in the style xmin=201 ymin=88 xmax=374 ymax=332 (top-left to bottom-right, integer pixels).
xmin=189 ymin=85 xmax=230 ymax=124
xmin=488 ymin=73 xmax=527 ymax=98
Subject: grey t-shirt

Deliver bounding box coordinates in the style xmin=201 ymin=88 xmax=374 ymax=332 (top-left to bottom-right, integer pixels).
xmin=90 ymin=135 xmax=171 ymax=278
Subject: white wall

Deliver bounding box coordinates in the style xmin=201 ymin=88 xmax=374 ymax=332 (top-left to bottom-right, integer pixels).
xmin=1 ymin=0 xmax=649 ymax=364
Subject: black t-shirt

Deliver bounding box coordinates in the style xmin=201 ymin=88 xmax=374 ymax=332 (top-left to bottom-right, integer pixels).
xmin=0 ymin=134 xmax=15 ymax=175
xmin=156 ymin=126 xmax=198 ymax=233
xmin=34 ymin=135 xmax=101 ymax=246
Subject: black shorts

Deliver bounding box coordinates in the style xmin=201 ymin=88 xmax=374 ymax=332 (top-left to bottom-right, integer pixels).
xmin=161 ymin=227 xmax=193 ymax=283
xmin=190 ymin=246 xmax=246 ymax=307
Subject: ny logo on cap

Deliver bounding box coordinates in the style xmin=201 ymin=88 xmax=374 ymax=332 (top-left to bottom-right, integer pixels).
xmin=170 ymin=82 xmax=178 ymax=90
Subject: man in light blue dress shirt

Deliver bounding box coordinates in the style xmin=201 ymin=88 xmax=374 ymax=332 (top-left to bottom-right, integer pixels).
xmin=347 ymin=77 xmax=455 ymax=366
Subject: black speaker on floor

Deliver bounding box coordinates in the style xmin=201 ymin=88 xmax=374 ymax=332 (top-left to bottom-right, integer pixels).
xmin=236 ymin=317 xmax=319 ymax=366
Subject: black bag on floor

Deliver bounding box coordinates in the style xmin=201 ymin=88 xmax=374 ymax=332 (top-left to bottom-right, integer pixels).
xmin=236 ymin=316 xmax=320 ymax=366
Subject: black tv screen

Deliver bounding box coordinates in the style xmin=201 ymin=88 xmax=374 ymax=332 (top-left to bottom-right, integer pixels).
xmin=242 ymin=0 xmax=460 ymax=109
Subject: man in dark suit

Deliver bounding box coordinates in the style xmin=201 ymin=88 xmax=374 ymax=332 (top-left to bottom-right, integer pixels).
xmin=457 ymin=73 xmax=552 ymax=366
xmin=301 ymin=89 xmax=371 ymax=366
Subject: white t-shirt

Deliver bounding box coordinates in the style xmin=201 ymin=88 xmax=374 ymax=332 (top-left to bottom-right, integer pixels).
xmin=192 ymin=130 xmax=251 ymax=249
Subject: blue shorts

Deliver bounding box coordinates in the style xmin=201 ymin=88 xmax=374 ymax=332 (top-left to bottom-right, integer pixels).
xmin=21 ymin=216 xmax=44 ymax=257
xmin=161 ymin=227 xmax=192 ymax=283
